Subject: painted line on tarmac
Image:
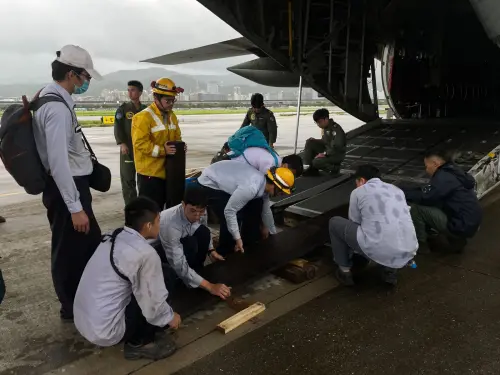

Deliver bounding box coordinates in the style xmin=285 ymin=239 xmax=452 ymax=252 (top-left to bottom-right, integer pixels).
xmin=0 ymin=178 xmax=122 ymax=199
xmin=0 ymin=167 xmax=209 ymax=200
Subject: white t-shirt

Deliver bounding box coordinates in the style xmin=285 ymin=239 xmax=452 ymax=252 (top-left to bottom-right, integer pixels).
xmin=232 ymin=147 xmax=282 ymax=175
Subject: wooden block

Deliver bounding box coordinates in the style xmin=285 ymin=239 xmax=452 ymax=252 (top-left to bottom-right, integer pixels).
xmin=217 ymin=302 xmax=266 ymax=334
xmin=288 ymin=259 xmax=309 ymax=268
xmin=274 ymin=265 xmax=308 ymax=284
xmin=226 ymin=297 xmax=252 ymax=312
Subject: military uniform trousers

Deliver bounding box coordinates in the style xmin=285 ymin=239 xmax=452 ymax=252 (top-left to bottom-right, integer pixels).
xmin=120 ymin=152 xmax=138 ymax=206
xmin=302 ymin=139 xmax=344 ymax=173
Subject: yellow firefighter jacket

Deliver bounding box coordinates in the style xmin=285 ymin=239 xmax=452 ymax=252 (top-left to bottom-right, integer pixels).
xmin=131 ymin=102 xmax=182 ymax=179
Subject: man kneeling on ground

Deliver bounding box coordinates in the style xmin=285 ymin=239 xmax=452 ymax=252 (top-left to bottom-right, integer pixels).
xmin=402 ymin=150 xmax=482 ymax=254
xmin=329 ymin=165 xmax=418 ymax=286
xmin=196 ymin=160 xmax=295 ymax=255
xmin=74 ymin=197 xmax=181 ymax=361
xmin=159 ymin=186 xmax=232 ymax=299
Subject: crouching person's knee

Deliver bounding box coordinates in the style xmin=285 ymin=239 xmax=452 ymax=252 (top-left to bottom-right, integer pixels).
xmin=195 ymin=224 xmax=212 ymax=245
xmin=329 ymin=216 xmax=347 ymax=235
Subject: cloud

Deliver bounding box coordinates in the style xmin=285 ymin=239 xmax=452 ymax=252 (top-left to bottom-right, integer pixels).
xmin=0 ymin=0 xmax=253 ymax=84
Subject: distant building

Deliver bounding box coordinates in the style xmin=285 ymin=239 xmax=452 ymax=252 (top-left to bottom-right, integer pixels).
xmin=207 ymin=81 xmax=219 ymax=94
xmin=189 ymin=93 xmax=226 ymax=101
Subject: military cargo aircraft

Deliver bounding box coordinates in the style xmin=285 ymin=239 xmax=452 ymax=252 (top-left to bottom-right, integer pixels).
xmin=143 ymin=0 xmax=500 ymax=219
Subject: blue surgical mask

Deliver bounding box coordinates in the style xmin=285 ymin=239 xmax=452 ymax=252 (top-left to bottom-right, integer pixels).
xmin=74 ymin=80 xmax=90 ymax=95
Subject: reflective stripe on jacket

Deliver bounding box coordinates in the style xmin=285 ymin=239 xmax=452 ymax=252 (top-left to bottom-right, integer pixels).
xmin=131 ymin=102 xmax=181 ymax=179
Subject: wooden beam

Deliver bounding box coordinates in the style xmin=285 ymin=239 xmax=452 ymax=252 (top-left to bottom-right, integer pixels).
xmin=217 ymin=302 xmax=266 ymax=334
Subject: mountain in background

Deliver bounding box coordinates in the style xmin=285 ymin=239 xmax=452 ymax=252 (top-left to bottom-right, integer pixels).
xmin=0 ymin=67 xmax=299 ymax=98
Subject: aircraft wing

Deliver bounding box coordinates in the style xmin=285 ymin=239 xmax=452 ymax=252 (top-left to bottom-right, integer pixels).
xmin=141 ymin=37 xmax=266 ymax=65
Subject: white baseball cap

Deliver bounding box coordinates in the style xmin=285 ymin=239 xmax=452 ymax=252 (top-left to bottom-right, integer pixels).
xmin=56 ymin=45 xmax=102 ymax=80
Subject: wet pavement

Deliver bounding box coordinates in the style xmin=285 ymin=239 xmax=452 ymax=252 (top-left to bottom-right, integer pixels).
xmin=174 ymin=198 xmax=500 ymax=375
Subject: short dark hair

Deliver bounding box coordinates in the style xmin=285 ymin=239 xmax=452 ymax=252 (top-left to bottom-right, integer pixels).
xmin=183 ymin=186 xmax=208 ymax=208
xmin=282 ymin=154 xmax=304 ymax=177
xmin=51 ymin=59 xmax=84 ymax=82
xmin=424 ymin=149 xmax=451 ymax=163
xmin=313 ymin=108 xmax=329 ymax=122
xmin=125 ymin=196 xmax=160 ymax=232
xmin=251 ymin=93 xmax=264 ymax=108
xmin=354 ymin=164 xmax=381 ymax=181
xmin=128 ymin=80 xmax=143 ymax=92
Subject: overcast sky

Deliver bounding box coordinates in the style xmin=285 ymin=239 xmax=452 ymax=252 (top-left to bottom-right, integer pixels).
xmin=0 ymin=0 xmax=254 ymax=84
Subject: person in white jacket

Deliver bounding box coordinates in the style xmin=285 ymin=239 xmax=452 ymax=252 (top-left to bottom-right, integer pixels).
xmin=196 ymin=160 xmax=295 ymax=255
xmin=329 ymin=164 xmax=418 ymax=286
xmin=74 ymin=197 xmax=181 ymax=360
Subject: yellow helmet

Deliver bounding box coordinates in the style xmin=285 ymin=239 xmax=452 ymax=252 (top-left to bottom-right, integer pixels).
xmin=266 ymin=167 xmax=295 ymax=195
xmin=151 ymin=77 xmax=184 ymax=96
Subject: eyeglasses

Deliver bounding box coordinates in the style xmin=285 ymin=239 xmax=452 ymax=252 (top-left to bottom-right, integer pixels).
xmin=74 ymin=71 xmax=92 ymax=81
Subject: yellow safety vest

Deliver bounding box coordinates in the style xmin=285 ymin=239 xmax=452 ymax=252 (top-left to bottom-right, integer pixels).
xmin=131 ymin=102 xmax=182 ymax=179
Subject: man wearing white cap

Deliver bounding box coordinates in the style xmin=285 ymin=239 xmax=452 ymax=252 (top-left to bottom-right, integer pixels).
xmin=32 ymin=45 xmax=103 ymax=322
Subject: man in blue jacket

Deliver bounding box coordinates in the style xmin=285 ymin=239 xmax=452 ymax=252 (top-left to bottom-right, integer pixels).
xmin=403 ymin=150 xmax=482 ymax=253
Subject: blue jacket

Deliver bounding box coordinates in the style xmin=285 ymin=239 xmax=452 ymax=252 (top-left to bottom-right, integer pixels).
xmin=404 ymin=163 xmax=482 ymax=237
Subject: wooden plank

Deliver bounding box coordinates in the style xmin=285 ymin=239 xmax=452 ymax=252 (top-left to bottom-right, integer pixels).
xmin=216 ymin=302 xmax=266 ymax=334
xmin=169 ymin=194 xmax=350 ymax=317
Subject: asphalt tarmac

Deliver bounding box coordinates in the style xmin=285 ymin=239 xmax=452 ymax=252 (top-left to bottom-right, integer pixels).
xmin=0 ymin=113 xmax=363 ymax=207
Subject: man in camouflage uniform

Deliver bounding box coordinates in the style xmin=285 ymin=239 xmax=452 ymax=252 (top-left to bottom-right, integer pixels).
xmin=301 ymin=108 xmax=346 ymax=176
xmin=241 ymin=93 xmax=278 ymax=147
xmin=114 ymin=80 xmax=147 ymax=205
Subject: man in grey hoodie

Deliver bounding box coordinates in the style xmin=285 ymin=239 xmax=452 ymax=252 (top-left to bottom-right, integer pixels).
xmin=329 ymin=164 xmax=418 ymax=286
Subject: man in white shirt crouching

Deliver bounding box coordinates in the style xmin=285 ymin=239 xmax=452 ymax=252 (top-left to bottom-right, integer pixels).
xmin=74 ymin=197 xmax=181 ymax=361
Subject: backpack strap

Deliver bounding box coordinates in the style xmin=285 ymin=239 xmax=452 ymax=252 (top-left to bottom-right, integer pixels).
xmin=32 ymin=92 xmax=98 ymax=161
xmin=102 ymin=228 xmax=129 ymax=282
xmin=30 ymin=95 xmax=66 ymax=112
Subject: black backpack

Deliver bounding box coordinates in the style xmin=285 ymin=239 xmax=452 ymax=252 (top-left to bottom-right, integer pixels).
xmin=0 ymin=94 xmax=67 ymax=195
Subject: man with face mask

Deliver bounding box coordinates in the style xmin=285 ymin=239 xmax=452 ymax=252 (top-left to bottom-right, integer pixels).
xmin=132 ymin=78 xmax=185 ymax=210
xmin=32 ymin=45 xmax=103 ymax=321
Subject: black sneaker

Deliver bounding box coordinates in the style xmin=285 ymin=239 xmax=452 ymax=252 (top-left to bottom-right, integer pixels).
xmin=124 ymin=336 xmax=177 ymax=361
xmin=335 ymin=268 xmax=355 ymax=286
xmin=60 ymin=308 xmax=74 ymax=323
xmin=417 ymin=242 xmax=431 ymax=254
xmin=381 ymin=267 xmax=398 ymax=286
xmin=0 ymin=216 xmax=5 ymax=224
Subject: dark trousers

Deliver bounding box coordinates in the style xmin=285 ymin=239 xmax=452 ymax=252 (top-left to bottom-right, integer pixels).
xmin=329 ymin=216 xmax=396 ymax=276
xmin=120 ymin=153 xmax=137 ymax=206
xmin=137 ymin=174 xmax=166 ymax=210
xmin=409 ymin=204 xmax=449 ymax=243
xmin=301 ymin=139 xmax=343 ymax=173
xmin=153 ymin=225 xmax=212 ymax=291
xmin=204 ymin=187 xmax=263 ymax=256
xmin=181 ymin=225 xmax=212 ymax=272
xmin=42 ymin=176 xmax=102 ymax=316
xmin=124 ymin=295 xmax=158 ymax=346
